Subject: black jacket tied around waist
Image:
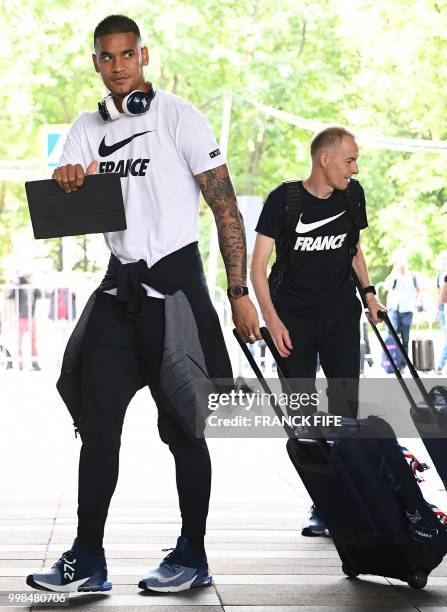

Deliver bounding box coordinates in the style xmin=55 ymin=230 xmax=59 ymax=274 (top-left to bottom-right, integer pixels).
xmin=56 ymin=242 xmax=233 ymax=438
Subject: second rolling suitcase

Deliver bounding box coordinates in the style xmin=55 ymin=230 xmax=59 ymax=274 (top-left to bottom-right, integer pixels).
xmin=352 ymin=274 xmax=447 ymax=489
xmin=370 ymin=310 xmax=447 ymax=489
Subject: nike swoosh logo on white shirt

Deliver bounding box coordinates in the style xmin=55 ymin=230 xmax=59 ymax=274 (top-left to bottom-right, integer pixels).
xmin=296 ymin=210 xmax=346 ymax=234
xmin=98 ymin=130 xmax=154 ymax=157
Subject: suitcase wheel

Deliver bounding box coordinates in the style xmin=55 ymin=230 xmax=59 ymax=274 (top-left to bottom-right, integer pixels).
xmin=342 ymin=563 xmax=359 ymax=579
xmin=407 ymin=570 xmax=427 ymax=590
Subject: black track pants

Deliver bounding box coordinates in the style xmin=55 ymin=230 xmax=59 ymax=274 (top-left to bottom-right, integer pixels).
xmin=276 ymin=299 xmax=362 ymax=419
xmin=77 ymin=292 xmax=211 ymax=550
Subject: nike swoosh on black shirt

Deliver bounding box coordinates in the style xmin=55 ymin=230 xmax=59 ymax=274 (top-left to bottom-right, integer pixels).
xmin=98 ymin=130 xmax=154 ymax=157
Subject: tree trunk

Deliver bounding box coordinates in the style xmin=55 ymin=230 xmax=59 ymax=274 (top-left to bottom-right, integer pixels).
xmin=57 ymin=238 xmax=63 ymax=272
xmin=244 ymin=130 xmax=266 ymax=195
xmin=82 ymin=235 xmax=88 ymax=272
xmin=59 ymin=96 xmax=71 ymax=124
xmin=0 ymin=182 xmax=5 ymax=215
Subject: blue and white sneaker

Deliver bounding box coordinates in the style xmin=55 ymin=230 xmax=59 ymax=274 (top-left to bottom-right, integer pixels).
xmin=301 ymin=504 xmax=330 ymax=537
xmin=26 ymin=538 xmax=112 ymax=592
xmin=138 ymin=536 xmax=213 ymax=593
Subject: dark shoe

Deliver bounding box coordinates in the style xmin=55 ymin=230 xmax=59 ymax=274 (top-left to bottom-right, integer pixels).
xmin=26 ymin=538 xmax=111 ymax=592
xmin=138 ymin=536 xmax=213 ymax=592
xmin=301 ymin=504 xmax=330 ymax=537
xmin=31 ymin=361 xmax=41 ymax=371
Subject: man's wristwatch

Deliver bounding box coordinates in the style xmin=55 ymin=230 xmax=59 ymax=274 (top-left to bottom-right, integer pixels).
xmin=227 ymin=285 xmax=249 ymax=299
xmin=362 ymin=285 xmax=376 ymax=297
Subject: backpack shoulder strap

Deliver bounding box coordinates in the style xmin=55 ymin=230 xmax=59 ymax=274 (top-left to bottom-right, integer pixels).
xmin=283 ymin=180 xmax=302 ymax=219
xmin=267 ymin=180 xmax=303 ymax=300
xmin=345 ymin=179 xmax=362 ymax=256
xmin=278 ymin=180 xmax=303 ymax=259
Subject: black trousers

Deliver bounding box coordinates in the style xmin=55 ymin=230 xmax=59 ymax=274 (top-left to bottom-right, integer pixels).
xmin=276 ymin=298 xmax=362 ymax=418
xmin=77 ymin=292 xmax=211 ymax=550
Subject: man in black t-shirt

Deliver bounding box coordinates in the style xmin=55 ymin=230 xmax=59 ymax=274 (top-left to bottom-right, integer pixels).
xmin=251 ymin=126 xmax=384 ymax=536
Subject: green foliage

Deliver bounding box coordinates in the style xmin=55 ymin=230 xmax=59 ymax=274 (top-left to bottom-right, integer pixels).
xmin=0 ymin=0 xmax=446 ymax=283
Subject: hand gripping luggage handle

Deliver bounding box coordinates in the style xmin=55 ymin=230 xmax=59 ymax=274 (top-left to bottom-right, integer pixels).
xmin=232 ymin=327 xmax=296 ymax=439
xmin=233 ymin=327 xmax=330 ymax=454
xmin=259 ymin=327 xmax=293 ymax=383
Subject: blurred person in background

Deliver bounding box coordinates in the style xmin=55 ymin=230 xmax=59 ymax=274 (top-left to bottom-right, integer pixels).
xmin=436 ymin=251 xmax=447 ymax=375
xmin=384 ymin=254 xmax=421 ymax=356
xmin=48 ymin=287 xmax=77 ymax=322
xmin=7 ymin=272 xmax=41 ymax=371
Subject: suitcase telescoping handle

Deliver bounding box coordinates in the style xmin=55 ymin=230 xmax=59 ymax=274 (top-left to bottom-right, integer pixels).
xmin=353 ymin=273 xmax=437 ymax=421
xmin=233 ymin=328 xmax=291 ymax=386
xmin=377 ymin=310 xmax=435 ymax=411
xmin=354 ymin=275 xmax=419 ymax=409
xmin=233 ymin=327 xmax=331 ymax=456
xmin=233 ymin=327 xmax=295 ymax=439
xmin=260 ymin=327 xmax=293 ymax=380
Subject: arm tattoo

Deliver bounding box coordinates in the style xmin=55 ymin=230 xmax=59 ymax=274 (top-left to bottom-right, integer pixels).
xmin=195 ymin=164 xmax=247 ymax=286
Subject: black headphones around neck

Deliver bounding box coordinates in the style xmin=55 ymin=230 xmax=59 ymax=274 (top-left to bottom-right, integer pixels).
xmin=98 ymin=83 xmax=156 ymax=122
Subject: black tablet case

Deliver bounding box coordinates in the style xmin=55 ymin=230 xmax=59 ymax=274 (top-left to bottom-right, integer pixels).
xmin=25 ymin=174 xmax=127 ymax=239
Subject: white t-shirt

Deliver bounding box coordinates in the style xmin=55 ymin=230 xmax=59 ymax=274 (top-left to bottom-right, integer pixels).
xmin=386 ymin=272 xmax=419 ymax=313
xmin=59 ymin=89 xmax=226 ymax=297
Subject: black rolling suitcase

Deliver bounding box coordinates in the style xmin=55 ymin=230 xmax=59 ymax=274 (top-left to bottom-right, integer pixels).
xmin=234 ymin=327 xmax=447 ymax=589
xmin=368 ymin=310 xmax=447 ymax=489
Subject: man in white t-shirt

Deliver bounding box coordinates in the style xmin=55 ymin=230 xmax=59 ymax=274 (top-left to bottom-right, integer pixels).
xmin=27 ymin=14 xmax=260 ymax=595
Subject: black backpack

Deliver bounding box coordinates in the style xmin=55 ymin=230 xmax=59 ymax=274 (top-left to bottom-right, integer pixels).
xmin=268 ymin=179 xmax=363 ymax=301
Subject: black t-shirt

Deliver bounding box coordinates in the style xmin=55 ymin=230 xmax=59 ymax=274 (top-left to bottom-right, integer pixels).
xmin=255 ymin=182 xmax=368 ymax=316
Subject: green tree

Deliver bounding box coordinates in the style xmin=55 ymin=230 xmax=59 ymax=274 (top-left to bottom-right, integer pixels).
xmin=0 ymin=0 xmax=446 ymax=285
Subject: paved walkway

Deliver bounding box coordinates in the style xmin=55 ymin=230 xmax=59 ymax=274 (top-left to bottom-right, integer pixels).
xmin=1 ymin=371 xmax=447 ymax=611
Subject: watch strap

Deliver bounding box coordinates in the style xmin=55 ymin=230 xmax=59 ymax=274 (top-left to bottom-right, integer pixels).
xmin=227 ymin=285 xmax=249 ymax=299
xmin=363 ymin=285 xmax=376 ymax=296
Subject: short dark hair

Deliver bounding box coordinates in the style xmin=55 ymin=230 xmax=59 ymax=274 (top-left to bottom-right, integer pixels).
xmin=94 ymin=15 xmax=141 ymax=48
xmin=310 ymin=126 xmax=355 ymax=159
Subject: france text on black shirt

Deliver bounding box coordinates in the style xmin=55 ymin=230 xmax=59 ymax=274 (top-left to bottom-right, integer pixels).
xmin=255 ymin=182 xmax=368 ymax=315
